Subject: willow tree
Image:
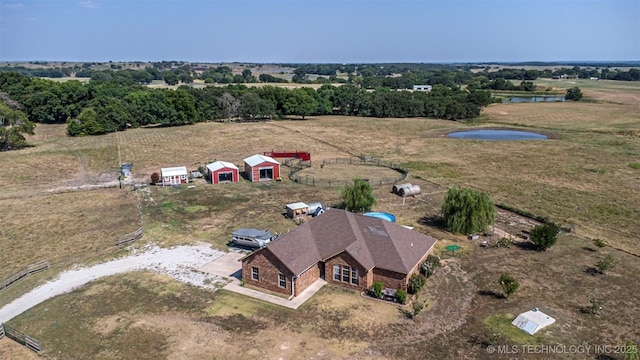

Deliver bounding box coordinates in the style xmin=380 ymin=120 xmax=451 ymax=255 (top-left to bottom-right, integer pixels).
xmin=441 ymin=185 xmax=494 ymax=234
xmin=342 ymin=178 xmax=376 ymax=213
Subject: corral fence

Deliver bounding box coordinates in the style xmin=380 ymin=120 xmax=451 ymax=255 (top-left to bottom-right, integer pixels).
xmin=116 ymin=227 xmax=143 ymax=246
xmin=0 ymin=323 xmax=42 ymax=353
xmin=290 ymin=156 xmax=408 ymax=188
xmin=0 ymin=259 xmax=50 ymax=293
xmin=283 ymin=158 xmax=312 ymax=175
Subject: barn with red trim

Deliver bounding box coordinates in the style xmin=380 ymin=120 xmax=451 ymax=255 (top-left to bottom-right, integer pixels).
xmin=206 ymin=161 xmax=240 ymax=184
xmin=243 ymin=154 xmax=280 ymax=182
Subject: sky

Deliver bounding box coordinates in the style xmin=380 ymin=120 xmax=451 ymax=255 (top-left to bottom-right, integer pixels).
xmin=0 ymin=0 xmax=638 ymax=63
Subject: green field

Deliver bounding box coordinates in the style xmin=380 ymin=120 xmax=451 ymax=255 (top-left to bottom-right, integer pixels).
xmin=1 ymin=79 xmax=639 ymax=359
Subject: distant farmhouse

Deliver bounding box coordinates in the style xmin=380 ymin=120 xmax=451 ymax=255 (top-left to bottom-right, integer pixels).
xmin=412 ymin=85 xmax=432 ymax=91
xmin=241 ymin=209 xmax=437 ymax=298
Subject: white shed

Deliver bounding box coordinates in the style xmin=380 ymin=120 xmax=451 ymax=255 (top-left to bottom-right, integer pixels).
xmin=285 ymin=202 xmax=308 ymax=219
xmin=160 ymin=166 xmax=188 ymax=186
xmin=512 ymin=308 xmax=556 ymax=335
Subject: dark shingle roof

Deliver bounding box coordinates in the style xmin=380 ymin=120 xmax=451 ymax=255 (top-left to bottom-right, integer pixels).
xmin=265 ymin=209 xmax=437 ymax=275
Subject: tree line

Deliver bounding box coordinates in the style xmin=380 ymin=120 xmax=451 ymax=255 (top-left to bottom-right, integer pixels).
xmin=0 ymin=71 xmax=492 ymax=138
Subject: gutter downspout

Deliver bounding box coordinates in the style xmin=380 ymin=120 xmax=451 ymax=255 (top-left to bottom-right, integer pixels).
xmin=288 ymin=275 xmax=297 ymax=300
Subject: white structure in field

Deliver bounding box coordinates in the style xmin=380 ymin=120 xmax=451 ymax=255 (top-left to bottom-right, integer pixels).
xmin=412 ymin=85 xmax=432 ymax=91
xmin=512 ymin=308 xmax=556 ymax=335
xmin=160 ymin=166 xmax=188 ymax=186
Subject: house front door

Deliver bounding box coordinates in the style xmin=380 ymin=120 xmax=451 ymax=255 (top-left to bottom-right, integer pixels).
xmin=319 ymin=262 xmax=325 ymax=280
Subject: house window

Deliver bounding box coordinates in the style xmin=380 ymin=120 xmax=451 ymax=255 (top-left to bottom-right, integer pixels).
xmin=278 ymin=274 xmax=286 ymax=288
xmin=180 ymin=174 xmax=186 ymax=179
xmin=351 ymin=268 xmax=359 ymax=285
xmin=252 ymin=267 xmax=259 ymax=281
xmin=342 ymin=265 xmax=350 ymax=282
xmin=333 ymin=264 xmax=341 ymax=281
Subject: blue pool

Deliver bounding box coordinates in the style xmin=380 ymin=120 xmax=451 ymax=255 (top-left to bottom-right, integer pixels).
xmin=447 ymin=129 xmax=548 ymax=141
xmin=363 ymin=212 xmax=396 ymax=222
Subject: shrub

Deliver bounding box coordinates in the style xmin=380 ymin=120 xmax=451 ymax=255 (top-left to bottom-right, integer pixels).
xmin=530 ymin=222 xmax=559 ymax=251
xmin=592 ymin=238 xmax=606 ymax=250
xmin=420 ymin=255 xmax=441 ymax=278
xmin=412 ymin=299 xmax=425 ymax=317
xmin=629 ymin=163 xmax=640 ymax=169
xmin=493 ymin=237 xmax=513 ymax=248
xmin=396 ymin=289 xmax=407 ymax=304
xmin=373 ymin=282 xmax=383 ymax=298
xmin=587 ymin=297 xmax=602 ymax=316
xmin=407 ymin=274 xmax=426 ymax=294
xmin=499 ymin=273 xmax=519 ymax=299
xmin=150 ymin=172 xmax=160 ymax=184
xmin=595 ymin=254 xmax=615 ymax=274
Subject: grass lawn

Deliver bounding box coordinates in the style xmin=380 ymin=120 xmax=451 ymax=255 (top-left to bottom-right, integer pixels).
xmin=1 ymin=79 xmax=639 ymax=359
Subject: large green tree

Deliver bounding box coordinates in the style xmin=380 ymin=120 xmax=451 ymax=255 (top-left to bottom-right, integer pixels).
xmin=342 ymin=178 xmax=376 ymax=213
xmin=441 ymin=185 xmax=495 ymax=234
xmin=283 ymin=88 xmax=317 ymax=119
xmin=565 ymin=87 xmax=583 ymax=101
xmin=0 ymin=103 xmax=36 ymax=150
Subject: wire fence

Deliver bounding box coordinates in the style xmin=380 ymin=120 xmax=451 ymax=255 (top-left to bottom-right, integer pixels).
xmin=289 ymin=157 xmax=408 ymax=188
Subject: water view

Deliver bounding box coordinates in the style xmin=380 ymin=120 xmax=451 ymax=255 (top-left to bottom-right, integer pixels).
xmin=447 ymin=129 xmax=548 ymax=140
xmin=503 ymin=96 xmax=565 ymax=103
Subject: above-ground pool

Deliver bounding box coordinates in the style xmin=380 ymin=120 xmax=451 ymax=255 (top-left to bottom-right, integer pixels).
xmin=447 ymin=129 xmax=548 ymax=141
xmin=363 ymin=212 xmax=396 ymax=222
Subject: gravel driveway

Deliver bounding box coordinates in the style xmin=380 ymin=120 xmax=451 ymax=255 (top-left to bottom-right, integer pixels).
xmin=0 ymin=244 xmax=226 ymax=323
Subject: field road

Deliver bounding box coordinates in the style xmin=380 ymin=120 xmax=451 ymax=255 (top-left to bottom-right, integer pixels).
xmin=0 ymin=244 xmax=226 ymax=323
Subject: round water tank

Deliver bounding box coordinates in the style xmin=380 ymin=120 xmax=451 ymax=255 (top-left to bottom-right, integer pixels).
xmin=307 ymin=202 xmax=324 ymax=214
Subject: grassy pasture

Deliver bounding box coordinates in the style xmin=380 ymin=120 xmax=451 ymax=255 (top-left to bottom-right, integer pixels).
xmin=1 ymin=79 xmax=639 ymax=358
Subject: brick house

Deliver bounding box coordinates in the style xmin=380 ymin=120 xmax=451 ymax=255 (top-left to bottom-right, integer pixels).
xmin=240 ymin=209 xmax=437 ymax=298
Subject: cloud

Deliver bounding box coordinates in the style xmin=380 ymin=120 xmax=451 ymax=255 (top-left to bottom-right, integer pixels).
xmin=78 ymin=1 xmax=97 ymax=8
xmin=2 ymin=3 xmax=24 ymax=9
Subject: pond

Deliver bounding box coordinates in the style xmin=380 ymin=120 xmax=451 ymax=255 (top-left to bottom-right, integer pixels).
xmin=447 ymin=129 xmax=548 ymax=140
xmin=503 ymin=96 xmax=565 ymax=103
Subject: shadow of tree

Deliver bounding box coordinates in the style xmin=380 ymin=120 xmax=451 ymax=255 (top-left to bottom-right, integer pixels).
xmin=513 ymin=241 xmax=540 ymax=251
xmin=418 ymin=215 xmax=444 ymax=229
xmin=477 ymin=289 xmax=506 ymax=299
xmin=585 ymin=267 xmax=602 ymax=276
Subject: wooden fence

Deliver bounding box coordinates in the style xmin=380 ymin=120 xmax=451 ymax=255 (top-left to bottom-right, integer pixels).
xmin=116 ymin=227 xmax=143 ymax=246
xmin=0 ymin=259 xmax=50 ymax=293
xmin=0 ymin=323 xmax=42 ymax=353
